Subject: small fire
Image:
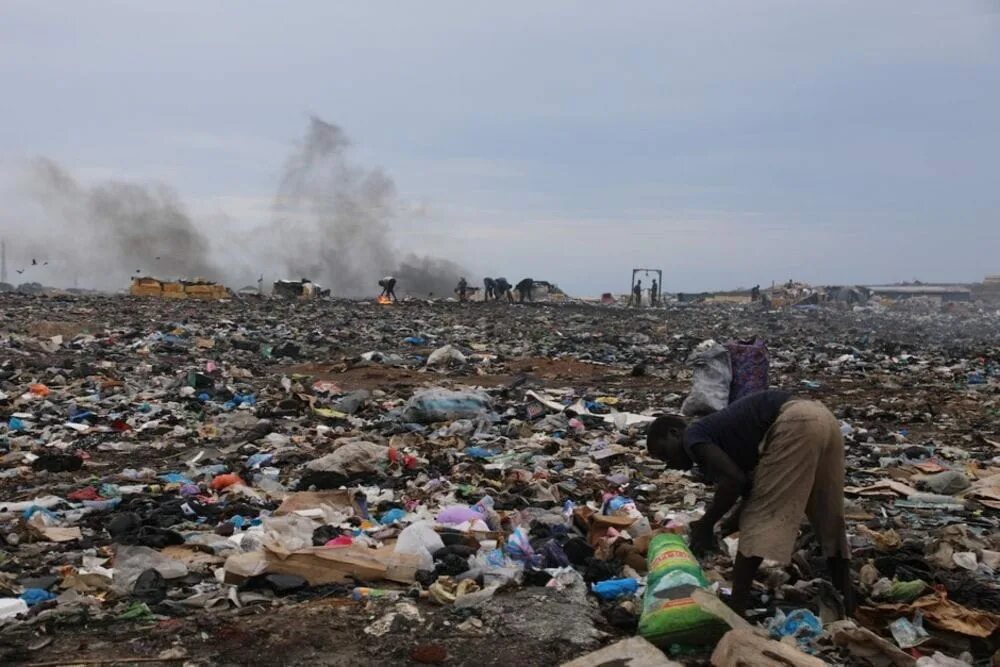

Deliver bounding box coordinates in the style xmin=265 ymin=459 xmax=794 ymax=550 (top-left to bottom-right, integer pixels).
xmin=377 ymin=295 xmax=392 ymax=305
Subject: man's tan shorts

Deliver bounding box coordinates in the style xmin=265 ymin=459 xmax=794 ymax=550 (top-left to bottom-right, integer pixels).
xmin=737 ymin=400 xmax=850 ymax=563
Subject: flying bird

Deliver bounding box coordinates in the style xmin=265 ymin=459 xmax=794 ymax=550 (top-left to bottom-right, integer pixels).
xmin=16 ymin=269 xmax=24 ymax=274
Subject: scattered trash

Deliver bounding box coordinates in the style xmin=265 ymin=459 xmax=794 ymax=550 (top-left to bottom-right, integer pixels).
xmin=1 ymin=291 xmax=999 ymax=664
xmin=711 ymin=629 xmax=826 ymax=667
xmin=889 ymin=614 xmax=931 ymax=649
xmin=561 ymin=636 xmax=683 ymax=667
xmin=766 ymin=609 xmax=823 ymax=651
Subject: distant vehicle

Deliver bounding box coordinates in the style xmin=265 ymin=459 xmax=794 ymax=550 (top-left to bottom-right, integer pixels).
xmin=273 ymin=279 xmax=329 ymax=299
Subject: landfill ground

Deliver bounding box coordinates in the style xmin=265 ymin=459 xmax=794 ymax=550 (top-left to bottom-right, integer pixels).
xmin=1 ymin=293 xmax=999 ymax=666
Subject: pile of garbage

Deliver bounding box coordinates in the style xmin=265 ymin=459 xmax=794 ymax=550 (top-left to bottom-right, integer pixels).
xmin=0 ymin=292 xmax=998 ymax=665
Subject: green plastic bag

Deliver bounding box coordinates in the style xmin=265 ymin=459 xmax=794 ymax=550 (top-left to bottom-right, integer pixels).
xmin=637 ymin=533 xmax=726 ymax=648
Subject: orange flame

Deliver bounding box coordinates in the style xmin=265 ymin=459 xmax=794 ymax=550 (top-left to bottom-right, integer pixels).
xmin=377 ymin=295 xmax=392 ymax=305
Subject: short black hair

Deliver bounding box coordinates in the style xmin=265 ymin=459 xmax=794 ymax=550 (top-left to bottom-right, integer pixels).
xmin=646 ymin=415 xmax=687 ymax=457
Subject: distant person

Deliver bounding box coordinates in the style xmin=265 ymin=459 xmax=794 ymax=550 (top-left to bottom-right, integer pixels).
xmin=646 ymin=390 xmax=853 ymax=616
xmin=483 ymin=277 xmax=496 ymax=301
xmin=378 ymin=276 xmax=397 ymax=301
xmin=632 ymin=280 xmax=643 ymax=307
xmin=515 ymin=278 xmax=534 ymax=303
xmin=455 ymin=277 xmax=469 ymax=302
xmin=751 ymin=284 xmax=761 ymax=302
xmin=650 ymin=279 xmax=658 ymax=306
xmin=494 ymin=277 xmax=514 ymax=303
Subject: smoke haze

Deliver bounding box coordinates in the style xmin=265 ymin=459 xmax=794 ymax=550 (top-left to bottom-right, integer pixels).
xmin=9 ymin=117 xmax=467 ymax=295
xmin=269 ymin=117 xmax=466 ymax=296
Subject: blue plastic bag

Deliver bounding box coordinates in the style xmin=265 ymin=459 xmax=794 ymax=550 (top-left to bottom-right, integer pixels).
xmin=20 ymin=588 xmax=57 ymax=606
xmin=767 ymin=609 xmax=823 ymax=651
xmin=246 ymin=453 xmax=273 ymax=469
xmin=464 ymin=446 xmax=496 ymax=459
xmin=505 ymin=527 xmax=543 ymax=567
xmin=379 ymin=508 xmax=407 ymax=525
xmin=592 ymin=578 xmax=639 ymax=600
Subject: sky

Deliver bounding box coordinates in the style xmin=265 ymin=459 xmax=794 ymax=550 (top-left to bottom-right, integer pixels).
xmin=1 ymin=1 xmax=999 ymax=295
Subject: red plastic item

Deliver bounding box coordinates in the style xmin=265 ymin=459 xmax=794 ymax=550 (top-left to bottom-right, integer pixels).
xmin=209 ymin=473 xmax=245 ymax=490
xmin=67 ymin=486 xmax=101 ymax=502
xmin=324 ymin=535 xmax=354 ymax=548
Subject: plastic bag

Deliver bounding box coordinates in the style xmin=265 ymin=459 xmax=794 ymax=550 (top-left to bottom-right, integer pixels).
xmin=915 ymin=652 xmax=974 ymax=667
xmin=592 ymin=578 xmax=639 ymax=600
xmin=0 ymin=598 xmax=29 ymax=620
xmin=261 ymin=514 xmax=315 ymax=554
xmin=112 ymin=545 xmax=189 ymax=594
xmin=681 ymin=342 xmax=732 ymax=417
xmin=393 ymin=521 xmax=445 ymax=572
xmin=638 ymin=533 xmax=726 ymax=648
xmin=403 ymin=388 xmax=493 ymax=423
xmin=767 ymin=608 xmax=823 ymax=650
xmin=437 ymin=506 xmax=485 ymax=525
xmin=726 ymin=338 xmax=769 ymax=402
xmin=305 ymin=440 xmax=388 ymax=476
xmin=505 ymin=527 xmax=542 ymax=567
xmin=426 ymin=345 xmax=466 ymax=367
xmin=889 ymin=614 xmax=930 ymax=649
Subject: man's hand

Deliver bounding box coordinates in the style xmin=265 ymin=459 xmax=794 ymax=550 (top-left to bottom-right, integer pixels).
xmin=688 ymin=518 xmax=716 ymax=557
xmin=719 ymin=501 xmax=747 ymax=537
xmin=719 ymin=513 xmax=740 ymax=537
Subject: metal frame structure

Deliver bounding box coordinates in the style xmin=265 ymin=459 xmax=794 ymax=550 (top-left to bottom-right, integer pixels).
xmin=630 ymin=268 xmax=662 ymax=306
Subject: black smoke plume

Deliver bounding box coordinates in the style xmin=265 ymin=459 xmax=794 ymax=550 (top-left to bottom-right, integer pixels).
xmin=12 ymin=117 xmax=467 ymax=295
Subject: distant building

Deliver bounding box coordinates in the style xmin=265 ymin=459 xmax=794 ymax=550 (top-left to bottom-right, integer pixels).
xmin=866 ymin=284 xmax=971 ymax=303
xmin=972 ymin=275 xmax=1000 ymax=304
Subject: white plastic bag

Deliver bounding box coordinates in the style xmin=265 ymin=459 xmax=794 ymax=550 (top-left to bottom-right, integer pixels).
xmin=681 ymin=341 xmax=732 ymax=416
xmin=112 ymin=544 xmax=189 ymax=593
xmin=261 ymin=514 xmax=315 ymax=554
xmin=393 ymin=521 xmax=444 ymax=572
xmin=426 ymin=344 xmax=466 ymax=367
xmin=305 ymin=440 xmax=388 ymax=476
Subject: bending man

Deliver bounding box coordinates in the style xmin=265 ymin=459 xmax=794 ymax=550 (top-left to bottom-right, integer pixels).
xmin=515 ymin=278 xmax=534 ymax=303
xmin=378 ymin=276 xmax=397 ymax=301
xmin=646 ymin=390 xmax=853 ymax=616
